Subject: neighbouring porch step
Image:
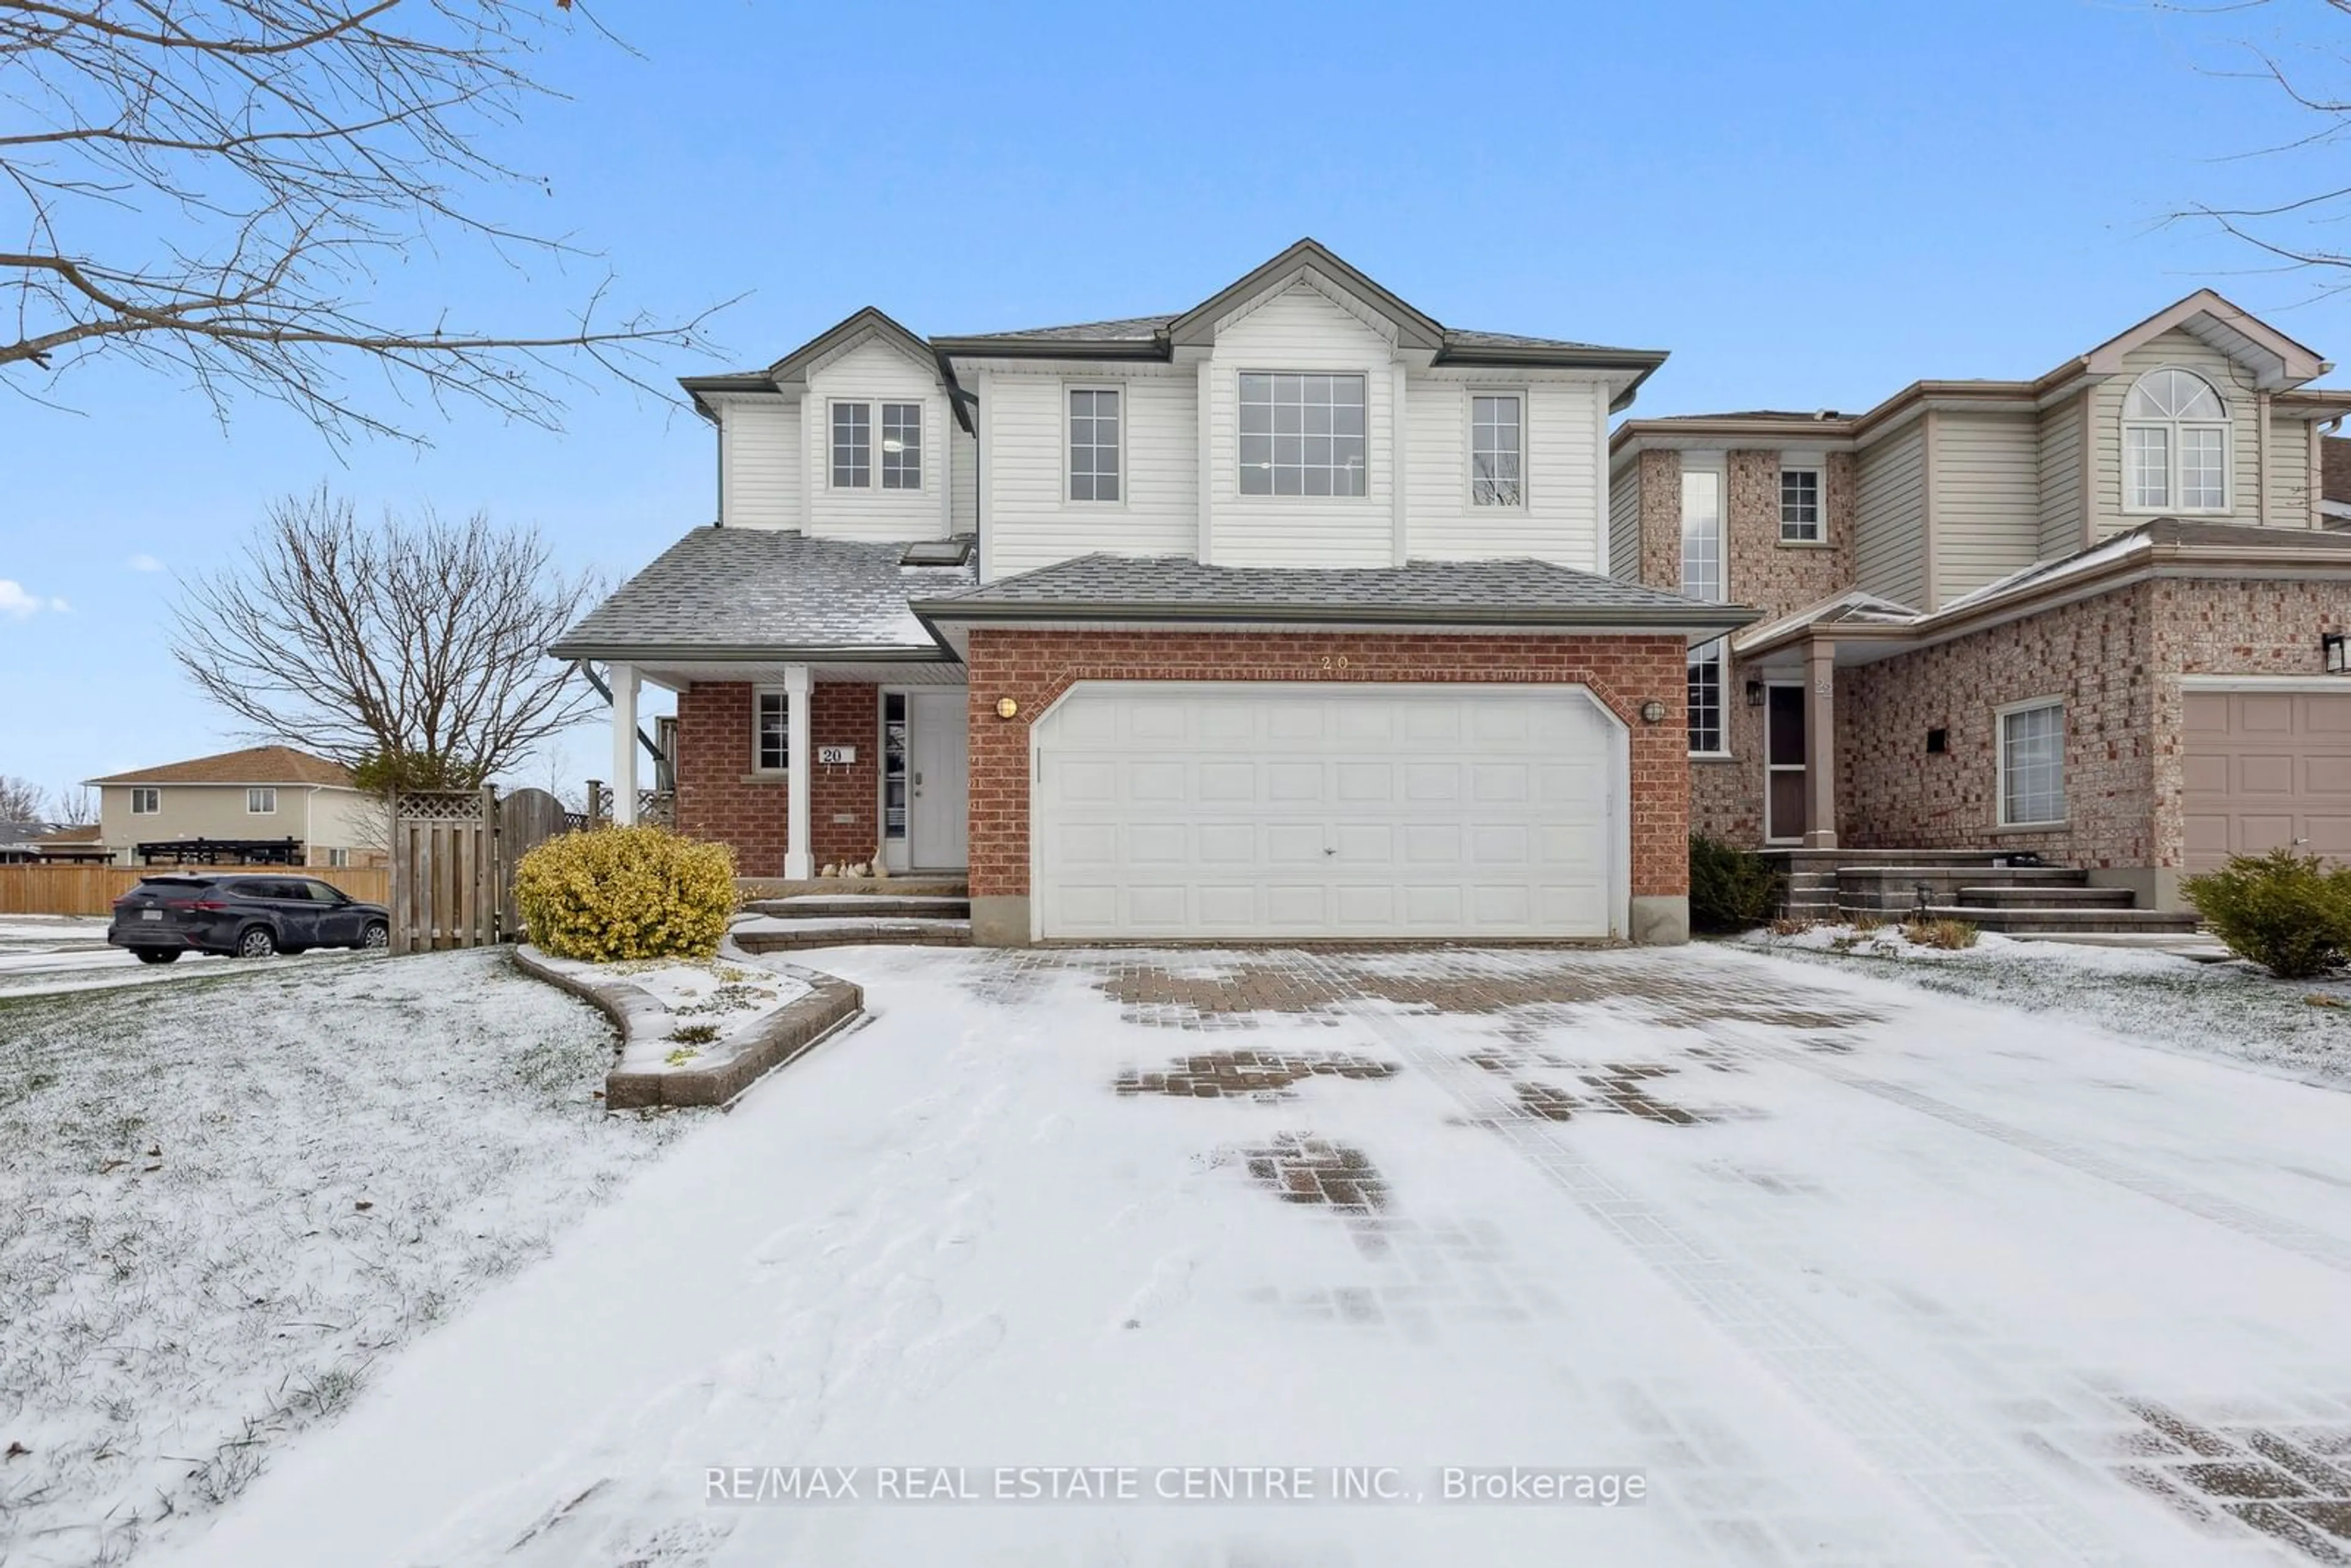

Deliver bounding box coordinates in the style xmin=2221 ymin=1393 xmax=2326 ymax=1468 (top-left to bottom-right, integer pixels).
xmin=733 ymin=917 xmax=972 ymax=952
xmin=1914 ymin=905 xmax=2203 ymax=936
xmin=737 ymin=876 xmax=968 ymax=901
xmin=745 ymin=895 xmax=972 ymax=920
xmin=1953 ymin=885 xmax=2139 ymax=909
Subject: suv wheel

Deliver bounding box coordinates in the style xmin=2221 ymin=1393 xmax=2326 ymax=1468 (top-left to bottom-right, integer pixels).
xmin=361 ymin=921 xmax=389 ymax=951
xmin=236 ymin=926 xmax=277 ymax=959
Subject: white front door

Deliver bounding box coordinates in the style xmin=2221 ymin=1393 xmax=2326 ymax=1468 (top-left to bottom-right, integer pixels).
xmin=908 ymin=689 xmax=969 ymax=871
xmin=1031 ymin=682 xmax=1627 ymax=940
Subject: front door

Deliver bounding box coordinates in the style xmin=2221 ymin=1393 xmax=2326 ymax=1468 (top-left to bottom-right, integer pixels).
xmin=1765 ymin=683 xmax=1808 ymax=844
xmin=908 ymin=689 xmax=969 ymax=871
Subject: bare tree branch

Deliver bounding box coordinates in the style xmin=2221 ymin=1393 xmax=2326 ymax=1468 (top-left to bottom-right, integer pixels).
xmin=170 ymin=486 xmax=604 ymax=785
xmin=0 ymin=1 xmax=733 ymax=447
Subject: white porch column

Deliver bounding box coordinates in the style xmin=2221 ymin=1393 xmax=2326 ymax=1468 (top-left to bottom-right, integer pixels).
xmin=1803 ymin=638 xmax=1837 ymax=849
xmin=610 ymin=662 xmax=639 ymax=827
xmin=784 ymin=662 xmax=813 ymax=879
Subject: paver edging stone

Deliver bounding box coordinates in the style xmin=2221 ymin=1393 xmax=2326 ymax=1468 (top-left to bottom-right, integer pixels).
xmin=511 ymin=940 xmax=863 ymax=1111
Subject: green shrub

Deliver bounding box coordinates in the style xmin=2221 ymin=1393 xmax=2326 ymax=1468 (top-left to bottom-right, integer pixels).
xmin=1688 ymin=835 xmax=1783 ymax=933
xmin=2184 ymin=849 xmax=2351 ymax=980
xmin=513 ymin=825 xmax=737 ymax=962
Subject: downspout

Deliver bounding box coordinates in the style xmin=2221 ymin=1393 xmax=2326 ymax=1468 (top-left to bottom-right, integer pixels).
xmin=574 ymin=659 xmax=670 ymax=767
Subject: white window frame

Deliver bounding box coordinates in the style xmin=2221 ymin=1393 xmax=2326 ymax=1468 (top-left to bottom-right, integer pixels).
xmin=129 ymin=786 xmax=159 ymax=815
xmin=2121 ymin=367 xmax=2230 ymax=516
xmin=328 ymin=847 xmax=349 ymax=868
xmin=1995 ymin=696 xmax=2067 ymax=828
xmin=752 ymin=688 xmax=789 ymax=775
xmin=1064 ymin=383 xmax=1126 ymax=507
xmin=1236 ymin=370 xmax=1371 ymax=500
xmin=1681 ymin=461 xmax=1732 ymax=758
xmin=1467 ymin=389 xmax=1526 ymax=508
xmin=827 ymin=400 xmax=872 ymax=491
xmin=879 ymin=400 xmax=923 ymax=491
xmin=1778 ymin=465 xmax=1824 ymax=543
xmin=246 ymin=787 xmax=277 ymax=814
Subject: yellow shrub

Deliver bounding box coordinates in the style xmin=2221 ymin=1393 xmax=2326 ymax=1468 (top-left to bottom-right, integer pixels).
xmin=513 ymin=825 xmax=737 ymax=962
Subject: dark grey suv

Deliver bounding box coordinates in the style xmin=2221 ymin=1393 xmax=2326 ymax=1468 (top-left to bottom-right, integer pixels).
xmin=107 ymin=873 xmax=391 ymax=964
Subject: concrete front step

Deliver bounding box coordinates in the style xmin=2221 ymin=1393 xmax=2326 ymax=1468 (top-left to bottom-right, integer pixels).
xmin=1837 ymin=865 xmax=2091 ymax=912
xmin=1954 ymin=885 xmax=2138 ymax=909
xmin=733 ymin=917 xmax=972 ymax=952
xmin=746 ymin=895 xmax=972 ymax=920
xmin=1916 ymin=904 xmax=2203 ymax=935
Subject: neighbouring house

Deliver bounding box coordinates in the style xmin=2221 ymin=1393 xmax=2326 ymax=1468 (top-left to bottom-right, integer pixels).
xmin=83 ymin=745 xmax=388 ymax=868
xmin=29 ymin=823 xmax=113 ymax=863
xmin=0 ymin=822 xmax=55 ymax=865
xmin=554 ymin=239 xmax=1749 ymax=945
xmin=1610 ymin=291 xmax=2351 ymax=917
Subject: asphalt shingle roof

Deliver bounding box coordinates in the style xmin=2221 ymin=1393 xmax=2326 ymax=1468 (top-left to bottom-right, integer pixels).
xmin=86 ymin=745 xmax=353 ymax=788
xmin=913 ymin=554 xmax=1752 ymax=630
xmin=949 ymin=315 xmax=1177 ymax=344
xmin=549 ymin=528 xmax=978 ymax=659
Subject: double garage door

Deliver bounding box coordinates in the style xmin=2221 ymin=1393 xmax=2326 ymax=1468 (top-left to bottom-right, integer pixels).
xmin=1032 ymin=683 xmax=1626 ymax=941
xmin=2183 ymin=689 xmax=2351 ymax=871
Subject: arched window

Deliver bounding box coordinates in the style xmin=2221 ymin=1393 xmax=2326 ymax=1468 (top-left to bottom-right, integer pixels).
xmin=2123 ymin=368 xmax=2229 ymax=512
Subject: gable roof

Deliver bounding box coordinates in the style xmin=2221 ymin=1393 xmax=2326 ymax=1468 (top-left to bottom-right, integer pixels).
xmin=678 ymin=306 xmax=945 ymax=419
xmin=1165 ymin=238 xmax=1446 ymax=353
xmin=548 ymin=527 xmax=975 ymax=662
xmin=2079 ymin=288 xmax=2329 ymax=390
xmin=88 ymin=745 xmax=354 ymax=789
xmin=34 ymin=823 xmax=100 ymax=844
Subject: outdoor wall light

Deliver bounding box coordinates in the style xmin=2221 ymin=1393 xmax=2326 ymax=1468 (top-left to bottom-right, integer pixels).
xmin=996 ymin=697 xmax=1020 ymax=719
xmin=1638 ymin=699 xmax=1668 ymax=725
xmin=2327 ymin=631 xmax=2347 ymax=675
xmin=1744 ymin=678 xmax=1766 ymax=707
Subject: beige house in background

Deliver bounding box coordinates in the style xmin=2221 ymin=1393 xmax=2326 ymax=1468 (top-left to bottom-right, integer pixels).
xmin=85 ymin=745 xmax=387 ymax=868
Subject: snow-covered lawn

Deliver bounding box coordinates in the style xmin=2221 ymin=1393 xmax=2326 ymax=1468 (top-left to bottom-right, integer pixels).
xmin=1747 ymin=922 xmax=2351 ymax=1086
xmin=147 ymin=943 xmax=2351 ymax=1567
xmin=521 ymin=949 xmax=811 ymax=1075
xmin=0 ymin=948 xmax=696 ymax=1567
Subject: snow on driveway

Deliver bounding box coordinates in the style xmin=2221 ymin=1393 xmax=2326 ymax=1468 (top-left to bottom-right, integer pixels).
xmin=152 ymin=943 xmax=2351 ymax=1567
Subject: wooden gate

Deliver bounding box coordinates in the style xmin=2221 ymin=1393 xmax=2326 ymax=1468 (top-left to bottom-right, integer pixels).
xmin=389 ymin=786 xmax=582 ymax=955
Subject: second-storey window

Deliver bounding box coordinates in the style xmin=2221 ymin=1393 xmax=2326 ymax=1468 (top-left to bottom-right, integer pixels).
xmin=830 ymin=402 xmax=870 ymax=489
xmin=1471 ymin=394 xmax=1524 ymax=506
xmin=247 ymin=787 xmax=277 ymax=814
xmin=1682 ymin=467 xmax=1728 ymax=756
xmin=880 ymin=402 xmax=922 ymax=489
xmin=1239 ymin=373 xmax=1366 ymax=497
xmin=1780 ymin=467 xmax=1822 ymax=542
xmin=754 ymin=690 xmax=788 ymax=772
xmin=130 ymin=787 xmax=160 ymax=814
xmin=1069 ymin=388 xmax=1121 ymax=501
xmin=2124 ymin=368 xmax=2228 ymax=512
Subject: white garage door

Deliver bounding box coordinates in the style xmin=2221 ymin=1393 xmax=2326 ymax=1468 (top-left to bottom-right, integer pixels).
xmin=1032 ymin=683 xmax=1625 ymax=940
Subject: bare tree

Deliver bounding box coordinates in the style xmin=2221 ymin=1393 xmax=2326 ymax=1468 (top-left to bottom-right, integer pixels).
xmin=171 ymin=486 xmax=601 ymax=787
xmin=0 ymin=775 xmax=44 ymax=820
xmin=48 ymin=782 xmax=94 ymax=823
xmin=1 ymin=1 xmax=730 ymax=445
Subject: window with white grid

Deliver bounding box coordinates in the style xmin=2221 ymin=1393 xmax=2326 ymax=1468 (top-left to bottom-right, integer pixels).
xmin=754 ymin=690 xmax=788 ymax=773
xmin=880 ymin=402 xmax=922 ymax=490
xmin=2123 ymin=368 xmax=2228 ymax=512
xmin=1780 ymin=467 xmax=1821 ymax=541
xmin=1238 ymin=373 xmax=1367 ymax=497
xmin=830 ymin=402 xmax=871 ymax=489
xmin=1687 ymin=642 xmax=1727 ymax=756
xmin=1069 ymin=388 xmax=1121 ymax=502
xmin=1471 ymin=394 xmax=1523 ymax=506
xmin=1682 ymin=467 xmax=1728 ymax=754
xmin=1998 ymin=700 xmax=2065 ymax=826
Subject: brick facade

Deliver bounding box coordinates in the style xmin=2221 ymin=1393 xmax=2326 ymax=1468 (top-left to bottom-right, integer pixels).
xmin=673 ymin=680 xmax=883 ymax=874
xmin=1637 ymin=449 xmax=1681 ymax=590
xmin=961 ymin=628 xmax=1694 ymax=905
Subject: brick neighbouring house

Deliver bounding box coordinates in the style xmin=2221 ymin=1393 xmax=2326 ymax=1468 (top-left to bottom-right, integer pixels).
xmin=1610 ymin=291 xmax=2351 ymax=916
xmin=550 ymin=239 xmax=1752 ymax=945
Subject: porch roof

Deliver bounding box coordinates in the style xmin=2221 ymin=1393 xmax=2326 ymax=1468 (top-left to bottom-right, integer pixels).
xmin=549 ymin=528 xmax=975 ymax=664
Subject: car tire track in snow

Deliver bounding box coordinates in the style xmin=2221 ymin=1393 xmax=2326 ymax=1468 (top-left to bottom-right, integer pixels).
xmin=1708 ymin=1018 xmax=2351 ymax=1281
xmin=1289 ymin=951 xmax=2134 ymax=1567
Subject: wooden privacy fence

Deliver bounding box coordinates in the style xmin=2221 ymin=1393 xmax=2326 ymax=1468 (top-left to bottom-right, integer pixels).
xmin=0 ymin=863 xmax=389 ymax=917
xmin=388 ymin=786 xmax=580 ymax=955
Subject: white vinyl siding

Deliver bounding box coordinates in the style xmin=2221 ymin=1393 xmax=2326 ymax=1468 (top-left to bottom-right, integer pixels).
xmin=1607 ymin=463 xmax=1641 ymax=582
xmin=1933 ymin=411 xmax=2041 ymax=603
xmin=2088 ymin=329 xmax=2256 ymax=539
xmin=719 ymin=397 xmax=801 ymax=530
xmin=2268 ymin=410 xmax=2314 ymax=528
xmin=1854 ymin=423 xmax=1928 ymax=608
xmin=800 ymin=337 xmax=948 ymax=541
xmin=980 ymin=366 xmax=1198 ymax=579
xmin=1404 ymin=375 xmax=1603 ymax=566
xmin=1204 ymin=282 xmax=1394 ymax=567
xmin=2037 ymin=391 xmax=2085 ymax=558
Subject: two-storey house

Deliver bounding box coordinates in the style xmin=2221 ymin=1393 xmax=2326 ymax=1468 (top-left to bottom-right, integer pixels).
xmin=1610 ymin=292 xmax=2351 ymax=915
xmin=552 ymin=241 xmax=1748 ymax=945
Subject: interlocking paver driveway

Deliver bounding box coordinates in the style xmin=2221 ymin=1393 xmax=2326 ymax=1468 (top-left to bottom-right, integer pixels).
xmin=162 ymin=944 xmax=2351 ymax=1568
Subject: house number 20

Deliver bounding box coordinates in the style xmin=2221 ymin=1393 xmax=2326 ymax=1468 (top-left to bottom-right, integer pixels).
xmin=1318 ymin=655 xmax=1351 ymax=671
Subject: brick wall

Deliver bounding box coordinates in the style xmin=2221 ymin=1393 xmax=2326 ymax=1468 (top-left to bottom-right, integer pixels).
xmin=1835 ymin=582 xmax=2159 ymax=868
xmin=962 ymin=628 xmax=1693 ymax=904
xmin=1637 ymin=449 xmax=1681 ymax=590
xmin=672 ymin=679 xmax=881 ymax=874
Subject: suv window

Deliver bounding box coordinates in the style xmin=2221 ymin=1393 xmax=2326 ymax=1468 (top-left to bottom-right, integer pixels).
xmin=296 ymin=880 xmax=346 ymax=903
xmin=137 ymin=877 xmax=213 ymax=901
xmin=225 ymin=878 xmax=289 ymax=900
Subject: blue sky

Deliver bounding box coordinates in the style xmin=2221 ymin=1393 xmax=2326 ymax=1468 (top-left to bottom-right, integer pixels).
xmin=4 ymin=0 xmax=2342 ymax=805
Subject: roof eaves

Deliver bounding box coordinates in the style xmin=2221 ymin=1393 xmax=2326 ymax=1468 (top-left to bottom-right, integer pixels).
xmin=931 ymin=332 xmax=1171 ymax=362
xmin=909 ymin=595 xmax=1758 ymax=633
xmin=1166 ymin=238 xmax=1445 ymax=352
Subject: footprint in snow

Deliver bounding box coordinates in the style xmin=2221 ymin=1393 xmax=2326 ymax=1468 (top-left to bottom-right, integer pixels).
xmin=895 ymin=1313 xmax=1010 ymax=1403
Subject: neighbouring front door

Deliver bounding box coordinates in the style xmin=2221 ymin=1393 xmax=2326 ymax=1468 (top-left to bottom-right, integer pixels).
xmin=1765 ymin=683 xmax=1807 ymax=844
xmin=909 ymin=689 xmax=970 ymax=871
